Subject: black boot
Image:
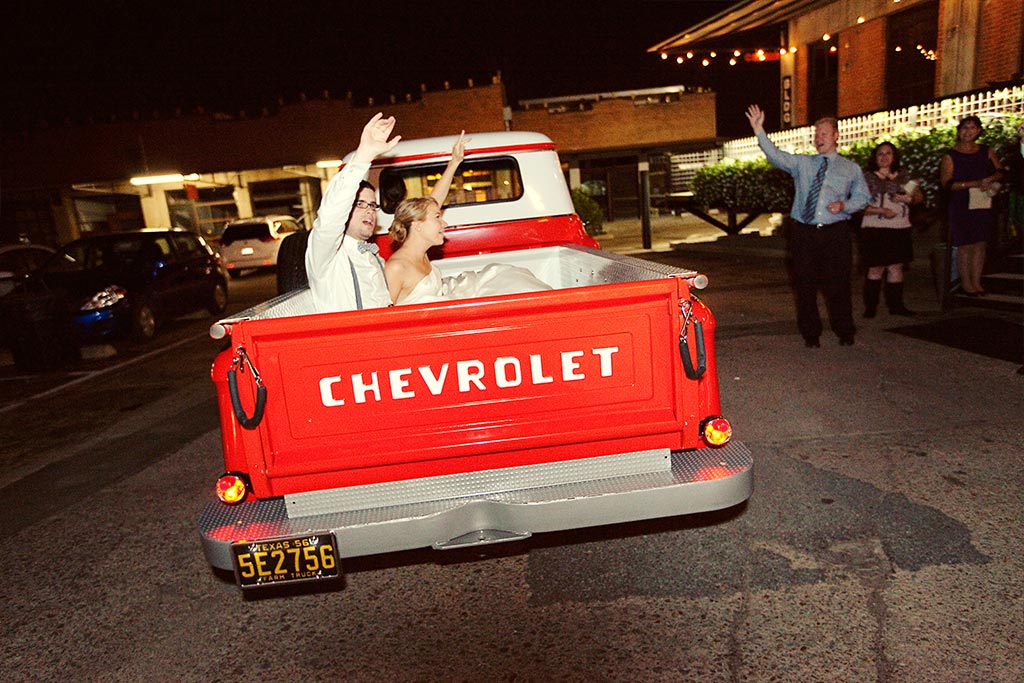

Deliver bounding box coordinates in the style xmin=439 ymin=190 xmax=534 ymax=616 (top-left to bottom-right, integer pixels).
xmin=885 ymin=281 xmax=915 ymax=316
xmin=863 ymin=278 xmax=882 ymax=318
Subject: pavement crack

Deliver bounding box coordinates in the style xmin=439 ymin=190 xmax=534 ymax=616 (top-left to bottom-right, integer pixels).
xmin=824 ymin=538 xmax=895 ymax=683
xmin=727 ymin=542 xmax=752 ymax=683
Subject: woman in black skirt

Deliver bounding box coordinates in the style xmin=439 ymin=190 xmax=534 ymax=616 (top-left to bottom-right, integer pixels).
xmin=860 ymin=142 xmax=924 ymax=317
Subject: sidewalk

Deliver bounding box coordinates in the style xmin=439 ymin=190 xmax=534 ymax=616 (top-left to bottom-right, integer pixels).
xmin=595 ymin=210 xmax=946 ymax=294
xmin=593 ymin=212 xmax=785 ymax=257
xmin=594 ymin=210 xmax=945 ymax=261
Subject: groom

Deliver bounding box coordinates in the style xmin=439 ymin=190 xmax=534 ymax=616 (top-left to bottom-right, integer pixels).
xmin=305 ymin=113 xmax=400 ymax=313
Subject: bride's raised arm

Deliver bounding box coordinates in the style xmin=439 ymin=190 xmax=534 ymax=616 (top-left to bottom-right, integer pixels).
xmin=430 ymin=131 xmax=468 ymax=206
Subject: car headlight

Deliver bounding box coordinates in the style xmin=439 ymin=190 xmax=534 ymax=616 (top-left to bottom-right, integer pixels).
xmin=80 ymin=285 xmax=127 ymax=311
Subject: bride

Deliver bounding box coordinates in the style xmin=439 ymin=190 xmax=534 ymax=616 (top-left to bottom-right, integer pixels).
xmin=385 ymin=196 xmax=552 ymax=305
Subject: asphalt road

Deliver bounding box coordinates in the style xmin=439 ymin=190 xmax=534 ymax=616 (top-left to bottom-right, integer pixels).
xmin=1 ymin=227 xmax=1022 ymax=682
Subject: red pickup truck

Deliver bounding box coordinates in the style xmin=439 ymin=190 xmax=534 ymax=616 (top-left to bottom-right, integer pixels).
xmin=197 ymin=131 xmax=752 ymax=590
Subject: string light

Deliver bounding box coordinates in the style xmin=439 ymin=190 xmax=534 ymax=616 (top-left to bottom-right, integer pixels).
xmin=660 ymin=47 xmax=791 ymax=64
xmin=657 ymin=26 xmax=936 ymax=67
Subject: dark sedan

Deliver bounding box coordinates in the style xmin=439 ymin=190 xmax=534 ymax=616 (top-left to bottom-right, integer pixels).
xmin=0 ymin=243 xmax=55 ymax=297
xmin=25 ymin=229 xmax=229 ymax=343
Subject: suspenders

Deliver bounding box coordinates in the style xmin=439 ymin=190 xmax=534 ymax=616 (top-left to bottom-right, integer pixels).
xmin=348 ymin=258 xmax=363 ymax=310
xmin=347 ymin=252 xmax=386 ymax=310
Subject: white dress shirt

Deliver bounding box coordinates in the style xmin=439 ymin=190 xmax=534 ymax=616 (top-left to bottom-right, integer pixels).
xmin=305 ymin=160 xmax=391 ymax=313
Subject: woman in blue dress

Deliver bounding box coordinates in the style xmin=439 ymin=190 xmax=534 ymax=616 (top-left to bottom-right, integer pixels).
xmin=939 ymin=116 xmax=1005 ymax=295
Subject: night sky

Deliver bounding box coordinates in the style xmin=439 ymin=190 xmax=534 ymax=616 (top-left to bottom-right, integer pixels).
xmin=6 ymin=1 xmax=771 ymax=137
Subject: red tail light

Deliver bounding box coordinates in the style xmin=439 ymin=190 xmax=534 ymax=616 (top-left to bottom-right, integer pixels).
xmin=216 ymin=473 xmax=249 ymax=504
xmin=259 ymin=235 xmax=279 ymax=242
xmin=700 ymin=416 xmax=732 ymax=447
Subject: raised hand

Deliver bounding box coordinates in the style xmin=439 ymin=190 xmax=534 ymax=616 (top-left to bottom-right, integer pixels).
xmin=353 ymin=113 xmax=402 ymax=163
xmin=451 ymin=130 xmax=469 ymax=166
xmin=430 ymin=130 xmax=471 ymax=205
xmin=745 ymin=104 xmax=765 ymax=135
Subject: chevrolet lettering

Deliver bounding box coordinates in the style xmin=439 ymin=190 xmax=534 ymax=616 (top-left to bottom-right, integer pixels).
xmin=318 ymin=346 xmax=620 ymax=407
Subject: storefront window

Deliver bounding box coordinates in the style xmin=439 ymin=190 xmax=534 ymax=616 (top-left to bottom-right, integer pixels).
xmin=808 ymin=41 xmax=839 ymax=122
xmin=166 ymin=186 xmax=237 ymax=242
xmin=249 ymin=178 xmax=307 ymax=219
xmin=885 ymin=2 xmax=938 ymax=109
xmin=74 ymin=195 xmax=145 ymax=234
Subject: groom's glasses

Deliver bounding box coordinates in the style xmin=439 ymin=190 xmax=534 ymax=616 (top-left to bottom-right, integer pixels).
xmin=353 ymin=200 xmax=380 ymax=211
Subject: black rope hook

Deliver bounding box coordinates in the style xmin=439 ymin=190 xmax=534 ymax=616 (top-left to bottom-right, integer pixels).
xmin=227 ymin=346 xmax=266 ymax=430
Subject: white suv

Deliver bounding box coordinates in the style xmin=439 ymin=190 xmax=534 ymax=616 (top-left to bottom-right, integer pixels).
xmin=219 ymin=215 xmax=302 ymax=278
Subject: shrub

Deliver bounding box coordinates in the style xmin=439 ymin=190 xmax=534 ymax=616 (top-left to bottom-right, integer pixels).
xmin=692 ymin=115 xmax=1023 ymax=212
xmin=571 ymin=186 xmax=605 ymax=235
xmin=690 ymin=158 xmax=794 ymax=213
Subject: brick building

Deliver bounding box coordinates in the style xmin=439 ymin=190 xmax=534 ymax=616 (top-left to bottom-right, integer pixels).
xmin=649 ymin=0 xmax=1023 ymax=128
xmin=7 ymin=0 xmax=1019 ymax=247
xmin=1 ymin=76 xmax=717 ymax=246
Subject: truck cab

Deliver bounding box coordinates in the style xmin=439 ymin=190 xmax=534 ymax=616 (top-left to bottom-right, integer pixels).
xmin=366 ymin=130 xmax=599 ymax=259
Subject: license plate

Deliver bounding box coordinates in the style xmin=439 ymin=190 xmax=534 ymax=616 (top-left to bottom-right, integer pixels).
xmin=241 ymin=247 xmax=254 ymax=255
xmin=230 ymin=532 xmax=340 ymax=588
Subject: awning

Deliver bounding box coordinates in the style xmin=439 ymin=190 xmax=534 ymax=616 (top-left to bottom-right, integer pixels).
xmin=648 ymin=0 xmax=835 ymax=53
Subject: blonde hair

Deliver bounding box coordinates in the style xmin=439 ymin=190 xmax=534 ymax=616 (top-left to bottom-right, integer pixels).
xmin=389 ymin=197 xmax=438 ymax=245
xmin=813 ymin=116 xmax=838 ymax=133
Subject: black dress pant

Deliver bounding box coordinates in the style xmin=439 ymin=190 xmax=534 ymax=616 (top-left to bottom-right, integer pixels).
xmin=787 ymin=220 xmax=856 ymax=340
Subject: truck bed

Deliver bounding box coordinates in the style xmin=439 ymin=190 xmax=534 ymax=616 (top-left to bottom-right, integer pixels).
xmin=200 ymin=244 xmax=750 ymax=577
xmin=212 ymin=244 xmax=705 ymax=329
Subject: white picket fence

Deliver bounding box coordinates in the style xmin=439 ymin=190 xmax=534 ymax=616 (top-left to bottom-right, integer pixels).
xmin=670 ymin=86 xmax=1024 ymax=189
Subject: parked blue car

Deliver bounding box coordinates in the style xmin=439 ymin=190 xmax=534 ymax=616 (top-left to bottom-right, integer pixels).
xmin=24 ymin=229 xmax=229 ymax=343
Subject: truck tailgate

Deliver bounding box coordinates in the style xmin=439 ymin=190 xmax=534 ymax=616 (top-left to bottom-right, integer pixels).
xmin=220 ymin=277 xmax=711 ymax=498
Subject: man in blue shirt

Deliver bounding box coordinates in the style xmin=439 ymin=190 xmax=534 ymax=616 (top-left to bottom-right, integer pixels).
xmin=746 ymin=104 xmax=871 ymax=347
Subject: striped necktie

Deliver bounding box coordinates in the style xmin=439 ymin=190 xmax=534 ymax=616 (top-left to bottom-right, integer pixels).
xmin=803 ymin=156 xmax=828 ymax=223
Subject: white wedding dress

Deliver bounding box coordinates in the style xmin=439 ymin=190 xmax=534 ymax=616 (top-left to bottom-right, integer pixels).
xmin=396 ymin=264 xmax=552 ymax=306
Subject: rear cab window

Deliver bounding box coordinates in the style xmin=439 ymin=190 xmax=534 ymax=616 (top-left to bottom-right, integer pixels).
xmin=221 ymin=223 xmax=270 ymax=244
xmin=377 ymin=157 xmax=524 ymax=214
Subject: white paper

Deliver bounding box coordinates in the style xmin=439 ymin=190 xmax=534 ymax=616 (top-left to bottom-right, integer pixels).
xmin=968 ymin=187 xmax=992 ymax=210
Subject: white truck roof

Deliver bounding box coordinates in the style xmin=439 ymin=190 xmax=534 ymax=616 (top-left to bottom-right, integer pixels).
xmin=341 ymin=131 xmax=557 ymax=166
